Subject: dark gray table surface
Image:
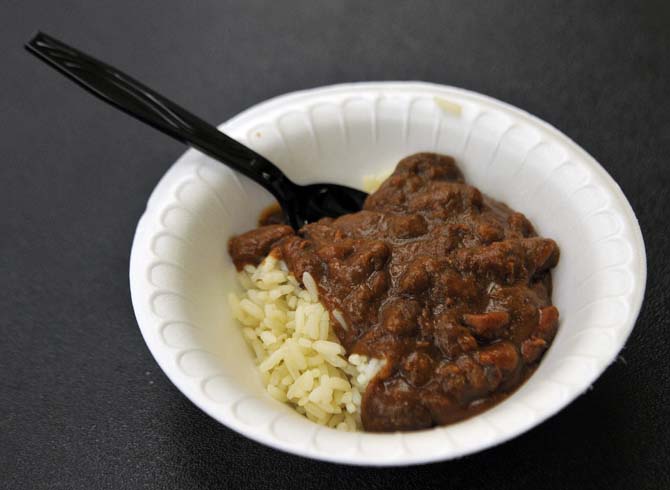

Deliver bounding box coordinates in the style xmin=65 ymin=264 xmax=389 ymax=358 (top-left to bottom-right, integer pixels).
xmin=2 ymin=1 xmax=669 ymax=488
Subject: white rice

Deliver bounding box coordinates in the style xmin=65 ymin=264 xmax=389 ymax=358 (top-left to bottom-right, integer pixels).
xmin=434 ymin=96 xmax=463 ymax=116
xmin=228 ymin=255 xmax=384 ymax=431
xmin=362 ymin=169 xmax=393 ymax=194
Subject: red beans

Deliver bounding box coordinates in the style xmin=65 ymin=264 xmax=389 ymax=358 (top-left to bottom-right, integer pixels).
xmin=521 ymin=337 xmax=548 ymax=363
xmin=362 ymin=379 xmax=433 ymax=432
xmin=537 ymin=305 xmax=560 ymax=340
xmin=395 ymin=152 xmax=464 ymax=183
xmin=463 ymin=311 xmax=511 ymax=338
xmin=398 ymin=258 xmax=432 ymax=294
xmin=434 ymin=318 xmax=479 ymax=357
xmin=388 ymin=214 xmax=427 ymax=239
xmin=381 ymin=299 xmax=421 ymax=336
xmin=401 ymin=351 xmax=434 ymax=386
xmin=434 ymin=361 xmax=467 ymax=398
xmin=229 ymin=153 xmax=560 ymax=431
xmin=477 ymin=222 xmax=504 ymax=243
xmin=317 ymin=241 xmax=354 ymax=260
xmin=476 ymin=341 xmax=519 ymax=373
xmin=523 ymin=238 xmax=560 ymax=274
xmin=507 ymin=212 xmax=535 ymax=237
xmin=228 ymin=224 xmax=294 ymax=269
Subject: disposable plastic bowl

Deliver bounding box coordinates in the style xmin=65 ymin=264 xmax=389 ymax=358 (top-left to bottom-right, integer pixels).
xmin=129 ymin=82 xmax=646 ymax=465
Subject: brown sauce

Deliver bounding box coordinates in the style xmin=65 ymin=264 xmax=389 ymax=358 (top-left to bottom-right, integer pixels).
xmin=229 ymin=153 xmax=560 ymax=432
xmin=258 ymin=202 xmax=287 ymax=226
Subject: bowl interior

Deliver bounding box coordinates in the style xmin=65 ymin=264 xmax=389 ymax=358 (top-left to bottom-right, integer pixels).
xmin=130 ymin=83 xmax=645 ymax=465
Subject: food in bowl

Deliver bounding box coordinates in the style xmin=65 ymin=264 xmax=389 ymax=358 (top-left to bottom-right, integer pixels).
xmin=228 ymin=152 xmax=560 ymax=432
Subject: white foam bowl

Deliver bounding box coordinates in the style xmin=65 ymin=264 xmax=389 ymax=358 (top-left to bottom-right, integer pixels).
xmin=129 ymin=82 xmax=646 ymax=465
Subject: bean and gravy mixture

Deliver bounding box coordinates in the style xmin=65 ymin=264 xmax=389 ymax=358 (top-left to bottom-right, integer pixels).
xmin=229 ymin=153 xmax=560 ymax=432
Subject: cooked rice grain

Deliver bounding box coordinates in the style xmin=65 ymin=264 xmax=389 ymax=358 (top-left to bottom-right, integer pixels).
xmin=362 ymin=169 xmax=393 ymax=193
xmin=229 ymin=256 xmax=382 ymax=431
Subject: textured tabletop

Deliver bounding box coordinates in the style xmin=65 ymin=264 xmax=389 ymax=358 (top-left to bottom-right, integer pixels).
xmin=2 ymin=1 xmax=669 ymax=488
